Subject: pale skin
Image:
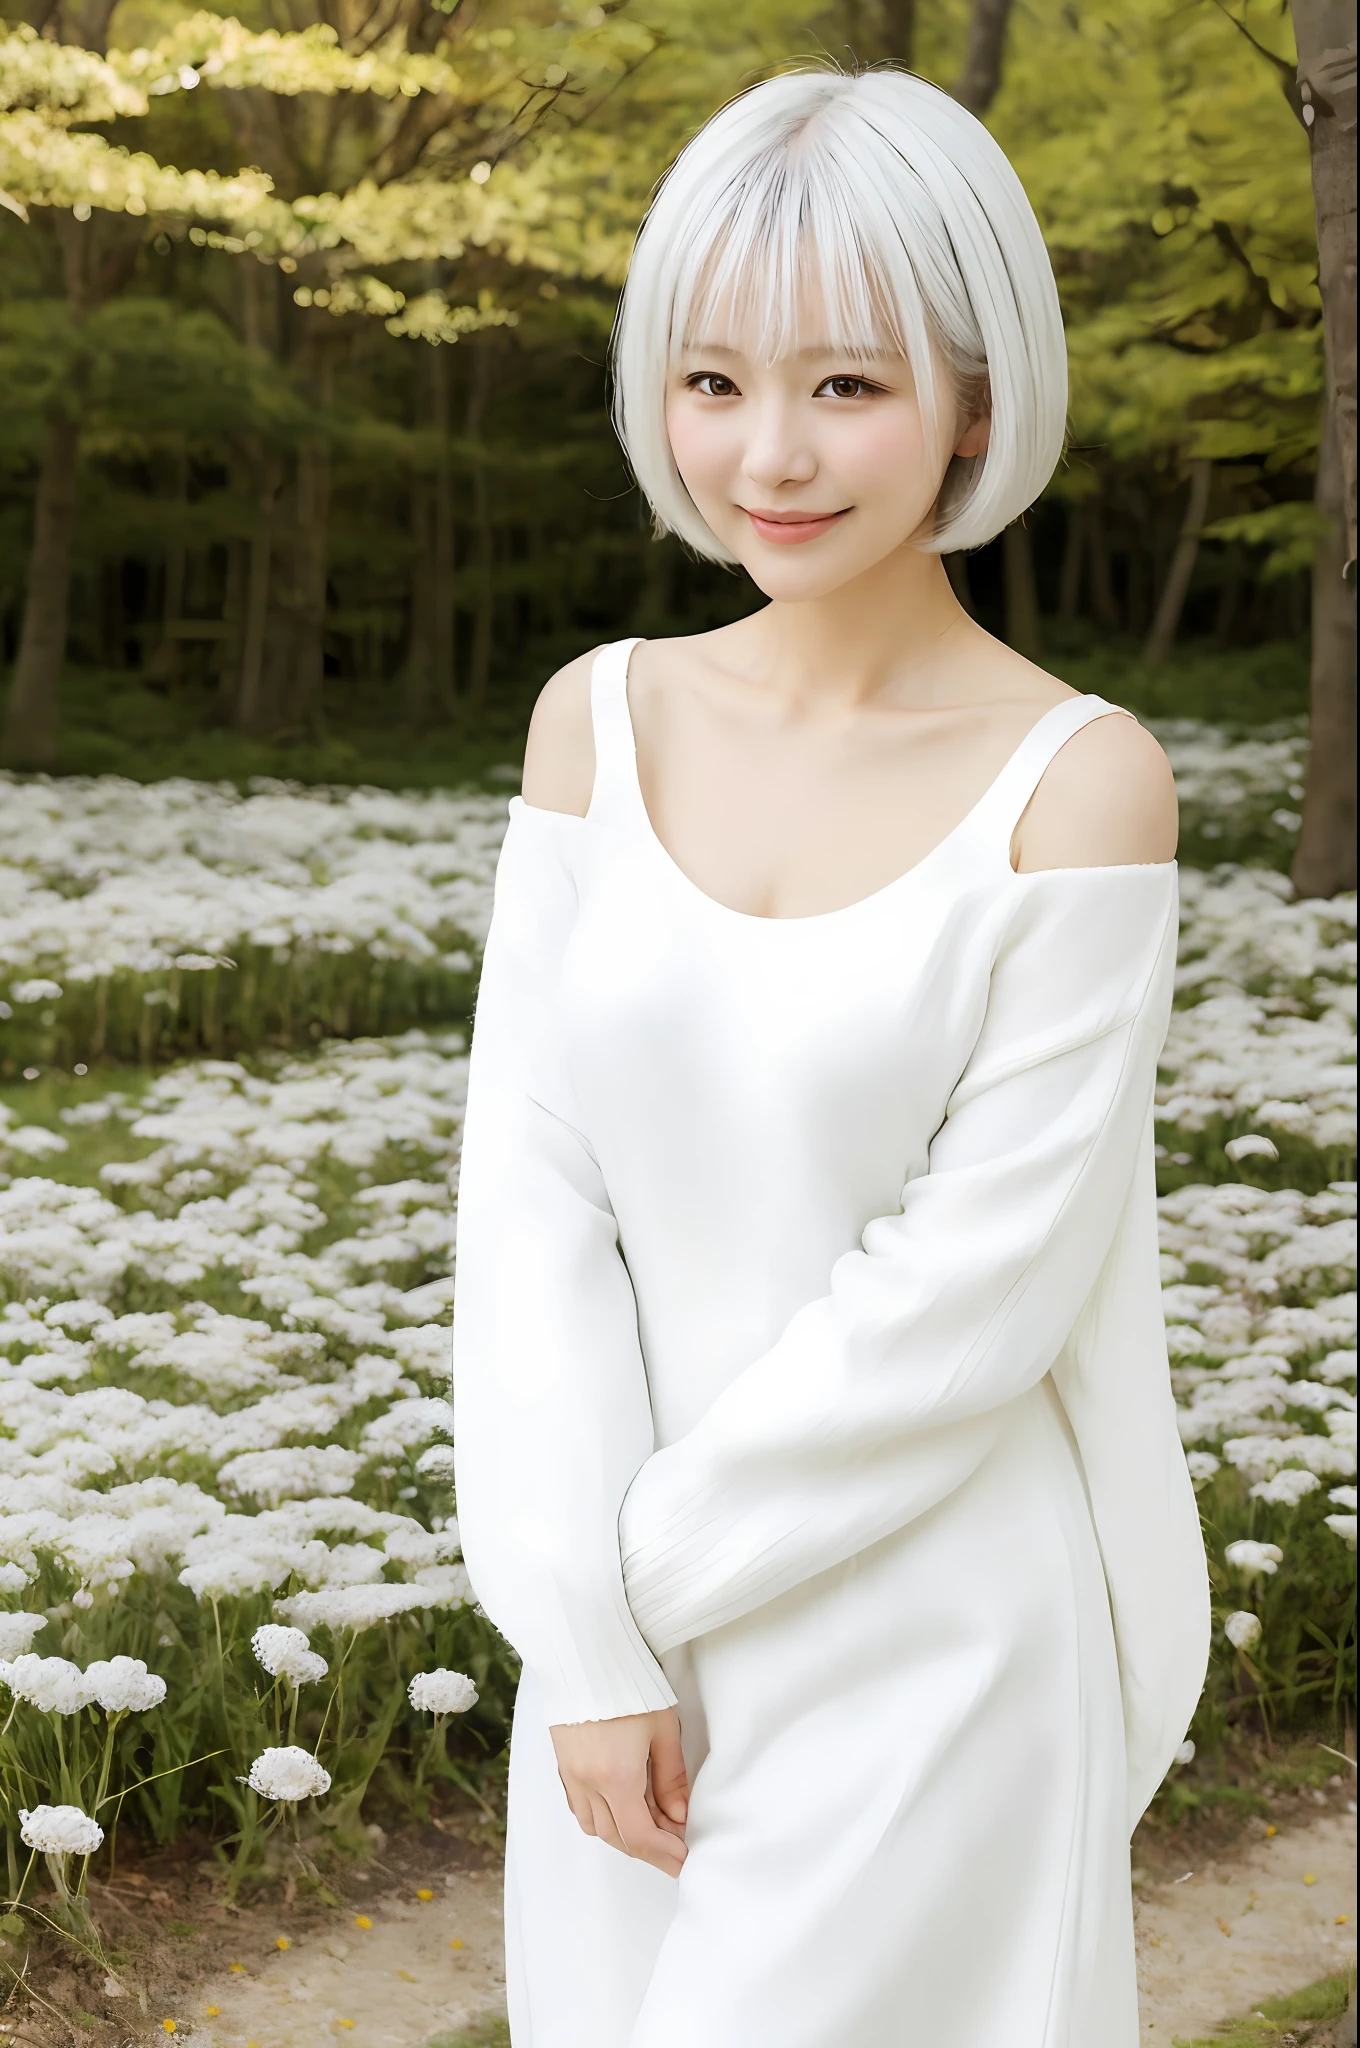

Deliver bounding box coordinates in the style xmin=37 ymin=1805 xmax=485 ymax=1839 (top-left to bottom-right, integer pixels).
xmin=527 ymin=324 xmax=1179 ymax=1878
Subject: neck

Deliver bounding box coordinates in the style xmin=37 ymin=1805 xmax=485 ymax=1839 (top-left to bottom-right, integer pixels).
xmin=737 ymin=541 xmax=974 ymax=710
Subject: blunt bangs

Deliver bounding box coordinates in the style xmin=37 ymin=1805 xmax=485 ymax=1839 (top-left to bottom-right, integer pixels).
xmin=610 ymin=67 xmax=1067 ymax=562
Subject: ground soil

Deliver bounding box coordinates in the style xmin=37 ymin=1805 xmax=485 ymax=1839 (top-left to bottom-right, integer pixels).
xmin=2 ymin=1775 xmax=1354 ymax=2046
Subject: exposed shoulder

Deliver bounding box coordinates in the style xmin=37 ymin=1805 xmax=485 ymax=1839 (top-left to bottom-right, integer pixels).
xmin=520 ymin=649 xmax=598 ymax=818
xmin=1014 ymin=708 xmax=1178 ymax=873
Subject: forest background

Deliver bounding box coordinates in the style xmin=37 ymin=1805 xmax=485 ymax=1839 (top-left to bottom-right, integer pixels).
xmin=0 ymin=0 xmax=1354 ymax=903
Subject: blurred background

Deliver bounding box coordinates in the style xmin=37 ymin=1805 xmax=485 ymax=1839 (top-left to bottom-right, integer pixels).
xmin=0 ymin=0 xmax=1353 ymax=901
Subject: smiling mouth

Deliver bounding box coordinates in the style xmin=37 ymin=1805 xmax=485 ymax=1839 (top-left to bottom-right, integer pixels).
xmin=742 ymin=507 xmax=850 ymax=545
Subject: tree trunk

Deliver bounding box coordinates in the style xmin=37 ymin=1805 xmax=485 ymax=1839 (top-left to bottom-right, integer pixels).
xmin=1292 ymin=395 xmax=1357 ymax=897
xmin=431 ymin=347 xmax=456 ymax=712
xmin=878 ymin=0 xmax=917 ymax=66
xmin=291 ymin=435 xmax=330 ymax=741
xmin=405 ymin=475 xmax=434 ymax=725
xmin=234 ymin=452 xmax=280 ymax=736
xmin=955 ymin=0 xmax=1015 ymax=115
xmin=1086 ymin=497 xmax=1120 ymax=630
xmin=1057 ymin=502 xmax=1083 ymax=624
xmin=1290 ymin=0 xmax=1357 ymax=563
xmin=2 ymin=409 xmax=79 ymax=769
xmin=466 ymin=339 xmax=496 ymax=706
xmin=1142 ymin=458 xmax=1212 ymax=664
xmin=1002 ymin=520 xmax=1041 ymax=657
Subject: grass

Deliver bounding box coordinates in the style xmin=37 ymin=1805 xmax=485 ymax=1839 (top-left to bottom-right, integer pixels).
xmin=1175 ymin=1971 xmax=1356 ymax=2044
xmin=424 ymin=2018 xmax=510 ymax=2048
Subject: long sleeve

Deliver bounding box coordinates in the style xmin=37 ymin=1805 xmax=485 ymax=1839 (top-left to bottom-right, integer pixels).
xmin=450 ymin=804 xmax=678 ymax=1726
xmin=618 ymin=864 xmax=1181 ymax=1658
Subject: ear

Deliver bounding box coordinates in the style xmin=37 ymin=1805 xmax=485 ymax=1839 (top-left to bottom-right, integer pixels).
xmin=953 ymin=413 xmax=991 ymax=461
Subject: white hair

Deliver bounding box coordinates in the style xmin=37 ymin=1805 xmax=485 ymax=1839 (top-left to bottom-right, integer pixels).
xmin=610 ymin=67 xmax=1067 ymax=559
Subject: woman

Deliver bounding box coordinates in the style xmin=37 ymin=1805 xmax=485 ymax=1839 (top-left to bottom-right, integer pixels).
xmin=452 ymin=66 xmax=1210 ymax=2048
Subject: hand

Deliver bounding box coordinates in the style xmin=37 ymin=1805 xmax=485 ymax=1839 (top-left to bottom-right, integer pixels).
xmin=549 ymin=1707 xmax=689 ymax=1877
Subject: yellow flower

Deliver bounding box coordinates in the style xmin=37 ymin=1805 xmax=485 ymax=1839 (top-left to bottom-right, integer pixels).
xmin=1303 ymin=1872 xmax=1317 ymax=1885
xmin=450 ymin=1937 xmax=463 ymax=1950
xmin=1337 ymin=1915 xmax=1350 ymax=1925
xmin=229 ymin=1961 xmax=246 ymax=1972
xmin=276 ymin=1934 xmax=291 ymax=1949
xmin=163 ymin=2026 xmax=177 ymax=2037
xmin=206 ymin=2007 xmax=221 ymax=2018
xmin=354 ymin=1914 xmax=373 ymax=1930
xmin=1265 ymin=1825 xmax=1278 ymax=1837
xmin=416 ymin=1888 xmax=434 ymax=1902
xmin=337 ymin=2024 xmax=355 ymax=2033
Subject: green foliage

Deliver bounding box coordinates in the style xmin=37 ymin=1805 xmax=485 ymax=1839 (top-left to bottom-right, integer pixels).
xmin=1173 ymin=1972 xmax=1355 ymax=2046
xmin=0 ymin=0 xmax=1324 ymax=749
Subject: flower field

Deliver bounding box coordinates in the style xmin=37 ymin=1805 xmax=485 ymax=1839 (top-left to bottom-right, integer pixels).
xmin=0 ymin=724 xmax=1355 ymax=1926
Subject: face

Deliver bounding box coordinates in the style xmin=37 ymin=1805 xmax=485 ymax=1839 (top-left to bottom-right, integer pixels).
xmin=664 ymin=331 xmax=989 ymax=601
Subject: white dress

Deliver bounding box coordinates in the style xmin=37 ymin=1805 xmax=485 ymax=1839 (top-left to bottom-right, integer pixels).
xmin=451 ymin=638 xmax=1210 ymax=2048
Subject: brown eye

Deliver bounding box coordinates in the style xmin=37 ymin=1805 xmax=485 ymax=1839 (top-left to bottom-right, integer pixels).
xmin=691 ymin=373 xmax=737 ymax=397
xmin=826 ymin=376 xmax=866 ymax=398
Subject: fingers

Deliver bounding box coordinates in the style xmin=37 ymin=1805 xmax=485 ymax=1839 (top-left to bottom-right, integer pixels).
xmin=560 ymin=1771 xmax=686 ymax=1875
xmin=648 ymin=1722 xmax=690 ymax=1827
xmin=606 ymin=1780 xmax=686 ymax=1875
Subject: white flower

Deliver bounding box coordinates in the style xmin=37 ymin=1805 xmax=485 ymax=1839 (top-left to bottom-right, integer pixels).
xmin=251 ymin=1624 xmax=328 ymax=1686
xmin=82 ymin=1656 xmax=167 ymax=1713
xmin=1224 ymin=1611 xmax=1262 ymax=1651
xmin=0 ymin=1562 xmax=32 ymax=1594
xmin=1 ymin=1653 xmax=98 ymax=1713
xmin=242 ymin=1745 xmax=332 ymax=1801
xmin=1249 ymin=1469 xmax=1321 ymax=1508
xmin=414 ymin=1444 xmax=456 ymax=1480
xmin=1174 ymin=1739 xmax=1196 ymax=1765
xmin=1185 ymin=1451 xmax=1221 ymax=1483
xmin=10 ymin=979 xmax=64 ymax=1004
xmin=0 ymin=1612 xmax=47 ymax=1659
xmin=1324 ymin=1514 xmax=1357 ymax=1547
xmin=275 ymin=1583 xmax=439 ymax=1633
xmin=1224 ymin=1133 xmax=1280 ymax=1164
xmin=19 ymin=1804 xmax=103 ymax=1856
xmin=408 ymin=1668 xmax=478 ymax=1715
xmin=1329 ymin=1485 xmax=1358 ymax=1511
xmin=1224 ymin=1539 xmax=1284 ymax=1579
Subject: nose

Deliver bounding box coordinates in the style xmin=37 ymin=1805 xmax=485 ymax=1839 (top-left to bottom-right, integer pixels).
xmin=740 ymin=394 xmax=818 ymax=494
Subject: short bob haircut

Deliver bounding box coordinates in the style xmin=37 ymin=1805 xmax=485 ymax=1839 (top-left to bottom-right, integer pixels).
xmin=611 ymin=67 xmax=1067 ymax=561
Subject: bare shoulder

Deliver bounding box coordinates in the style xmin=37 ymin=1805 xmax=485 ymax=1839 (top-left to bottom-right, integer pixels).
xmin=521 ymin=649 xmax=598 ymax=817
xmin=1015 ymin=709 xmax=1178 ymax=872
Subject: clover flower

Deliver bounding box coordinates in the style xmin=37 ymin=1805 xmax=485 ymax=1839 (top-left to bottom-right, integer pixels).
xmin=415 ymin=1445 xmax=456 ymax=1480
xmin=1224 ymin=1540 xmax=1284 ymax=1579
xmin=1249 ymin=1469 xmax=1321 ymax=1508
xmin=1 ymin=1654 xmax=98 ymax=1713
xmin=1224 ymin=1134 xmax=1279 ymax=1164
xmin=1224 ymin=1612 xmax=1262 ymax=1651
xmin=408 ymin=1669 xmax=478 ymax=1715
xmin=0 ymin=1612 xmax=47 ymax=1659
xmin=19 ymin=1804 xmax=104 ymax=1856
xmin=242 ymin=1746 xmax=332 ymax=1801
xmin=83 ymin=1656 xmax=168 ymax=1713
xmin=251 ymin=1624 xmax=328 ymax=1686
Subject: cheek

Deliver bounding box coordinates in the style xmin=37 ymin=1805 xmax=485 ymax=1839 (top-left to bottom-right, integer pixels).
xmin=665 ymin=398 xmax=736 ymax=498
xmin=834 ymin=405 xmax=932 ymax=498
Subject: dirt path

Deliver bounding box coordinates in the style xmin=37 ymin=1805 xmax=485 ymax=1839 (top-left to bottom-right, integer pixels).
xmin=1136 ymin=1808 xmax=1355 ymax=2041
xmin=174 ymin=1863 xmax=506 ymax=2047
xmin=169 ymin=1810 xmax=1354 ymax=2048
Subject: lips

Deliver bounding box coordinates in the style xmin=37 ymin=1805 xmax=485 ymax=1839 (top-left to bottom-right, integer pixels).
xmin=743 ymin=508 xmax=849 ymax=545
